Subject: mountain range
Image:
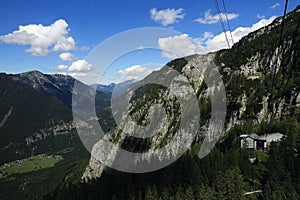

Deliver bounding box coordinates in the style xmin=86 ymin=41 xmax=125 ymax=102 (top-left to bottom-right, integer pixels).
xmin=0 ymin=5 xmax=300 ymax=200
xmin=90 ymin=79 xmax=137 ymax=98
xmin=83 ymin=5 xmax=300 ymax=180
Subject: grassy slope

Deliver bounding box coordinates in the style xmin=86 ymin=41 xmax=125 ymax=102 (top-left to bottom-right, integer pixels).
xmin=0 ymin=155 xmax=62 ymax=177
xmin=0 ymin=146 xmax=89 ymax=200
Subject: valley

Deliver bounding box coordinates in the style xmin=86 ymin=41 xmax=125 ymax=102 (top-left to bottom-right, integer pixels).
xmin=0 ymin=3 xmax=299 ymax=200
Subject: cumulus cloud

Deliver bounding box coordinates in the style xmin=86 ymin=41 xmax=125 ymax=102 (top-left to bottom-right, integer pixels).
xmin=200 ymin=31 xmax=214 ymax=41
xmin=158 ymin=16 xmax=276 ymax=58
xmin=57 ymin=64 xmax=68 ymax=70
xmin=68 ymin=59 xmax=92 ymax=72
xmin=150 ymin=8 xmax=185 ymax=26
xmin=68 ymin=72 xmax=89 ymax=77
xmin=136 ymin=45 xmax=145 ymax=50
xmin=59 ymin=52 xmax=74 ymax=61
xmin=158 ymin=34 xmax=204 ymax=58
xmin=194 ymin=9 xmax=238 ymax=24
xmin=257 ymin=14 xmax=266 ymax=19
xmin=0 ymin=19 xmax=75 ymax=56
xmin=77 ymin=46 xmax=90 ymax=51
xmin=270 ymin=3 xmax=280 ymax=9
xmin=56 ymin=72 xmax=67 ymax=75
xmin=118 ymin=65 xmax=160 ymax=81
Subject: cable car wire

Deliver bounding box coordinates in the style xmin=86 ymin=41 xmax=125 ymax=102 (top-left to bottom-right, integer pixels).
xmin=214 ymin=0 xmax=231 ymax=48
xmin=221 ymin=0 xmax=234 ymax=45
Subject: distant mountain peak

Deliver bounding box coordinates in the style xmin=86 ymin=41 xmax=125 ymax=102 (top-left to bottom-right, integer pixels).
xmin=20 ymin=70 xmax=44 ymax=75
xmin=90 ymin=79 xmax=137 ymax=97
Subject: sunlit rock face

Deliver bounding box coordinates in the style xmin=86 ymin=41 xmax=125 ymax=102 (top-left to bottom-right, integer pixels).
xmin=83 ymin=8 xmax=300 ymax=178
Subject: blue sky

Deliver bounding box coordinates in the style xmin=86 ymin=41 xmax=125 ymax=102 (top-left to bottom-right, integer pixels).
xmin=0 ymin=0 xmax=299 ymax=84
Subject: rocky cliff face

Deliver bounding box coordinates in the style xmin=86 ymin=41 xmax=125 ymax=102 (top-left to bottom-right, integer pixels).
xmin=83 ymin=54 xmax=218 ymax=179
xmin=83 ymin=6 xmax=300 ymax=179
xmin=216 ymin=6 xmax=300 ymax=126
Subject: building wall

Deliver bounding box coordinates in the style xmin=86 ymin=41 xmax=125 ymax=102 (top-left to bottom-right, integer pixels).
xmin=241 ymin=137 xmax=255 ymax=149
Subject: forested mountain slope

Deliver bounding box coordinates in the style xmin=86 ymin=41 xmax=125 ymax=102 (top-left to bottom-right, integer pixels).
xmin=47 ymin=5 xmax=300 ymax=200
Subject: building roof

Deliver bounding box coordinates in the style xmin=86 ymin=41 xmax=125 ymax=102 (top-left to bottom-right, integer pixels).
xmin=239 ymin=133 xmax=284 ymax=142
xmin=266 ymin=133 xmax=284 ymax=143
xmin=249 ymin=133 xmax=259 ymax=140
xmin=258 ymin=135 xmax=267 ymax=141
xmin=240 ymin=133 xmax=261 ymax=140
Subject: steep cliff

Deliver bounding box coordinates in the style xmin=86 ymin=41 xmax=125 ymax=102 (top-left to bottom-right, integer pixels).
xmin=83 ymin=6 xmax=300 ymax=179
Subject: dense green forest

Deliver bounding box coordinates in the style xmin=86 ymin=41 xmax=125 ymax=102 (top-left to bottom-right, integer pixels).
xmin=44 ymin=6 xmax=300 ymax=199
xmin=45 ymin=5 xmax=300 ymax=200
xmin=44 ymin=117 xmax=300 ymax=200
xmin=0 ymin=4 xmax=299 ymax=200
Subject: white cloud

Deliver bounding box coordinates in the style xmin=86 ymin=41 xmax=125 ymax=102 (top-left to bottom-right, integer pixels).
xmin=68 ymin=59 xmax=92 ymax=72
xmin=199 ymin=31 xmax=214 ymax=42
xmin=270 ymin=3 xmax=280 ymax=9
xmin=68 ymin=72 xmax=89 ymax=77
xmin=150 ymin=8 xmax=185 ymax=26
xmin=0 ymin=19 xmax=75 ymax=56
xmin=194 ymin=9 xmax=238 ymax=24
xmin=56 ymin=72 xmax=67 ymax=75
xmin=77 ymin=46 xmax=90 ymax=51
xmin=257 ymin=14 xmax=266 ymax=19
xmin=136 ymin=45 xmax=145 ymax=50
xmin=200 ymin=15 xmax=276 ymax=52
xmin=59 ymin=52 xmax=74 ymax=61
xmin=57 ymin=64 xmax=68 ymax=70
xmin=118 ymin=65 xmax=160 ymax=82
xmin=158 ymin=16 xmax=276 ymax=58
xmin=118 ymin=65 xmax=148 ymax=75
xmin=158 ymin=34 xmax=204 ymax=58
